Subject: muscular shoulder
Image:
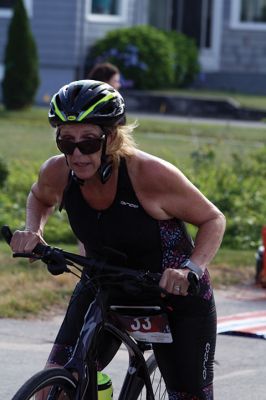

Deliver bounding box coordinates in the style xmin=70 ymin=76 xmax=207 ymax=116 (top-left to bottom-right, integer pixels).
xmin=127 ymin=150 xmax=187 ymax=194
xmin=40 ymin=155 xmax=68 ymax=181
xmin=33 ymin=155 xmax=69 ymax=206
xmin=126 ymin=151 xmax=222 ymax=224
xmin=127 ymin=151 xmax=191 ymax=219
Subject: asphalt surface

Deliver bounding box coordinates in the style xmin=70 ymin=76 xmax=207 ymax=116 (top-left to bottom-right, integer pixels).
xmin=1 ymin=285 xmax=266 ymax=399
xmin=128 ymin=111 xmax=266 ymax=129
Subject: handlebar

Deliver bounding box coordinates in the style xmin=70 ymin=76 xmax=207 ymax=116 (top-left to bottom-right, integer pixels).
xmin=0 ymin=225 xmax=200 ymax=295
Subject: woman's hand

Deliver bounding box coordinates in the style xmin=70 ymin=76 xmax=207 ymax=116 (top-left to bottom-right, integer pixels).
xmin=10 ymin=230 xmax=47 ymax=256
xmin=159 ymin=267 xmax=190 ymax=296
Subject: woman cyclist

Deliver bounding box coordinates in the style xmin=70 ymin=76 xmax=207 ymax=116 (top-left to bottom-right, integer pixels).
xmin=10 ymin=80 xmax=225 ymax=400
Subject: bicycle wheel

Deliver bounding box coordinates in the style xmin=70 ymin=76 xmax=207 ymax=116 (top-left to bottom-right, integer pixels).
xmin=132 ymin=353 xmax=167 ymax=400
xmin=12 ymin=368 xmax=77 ymax=400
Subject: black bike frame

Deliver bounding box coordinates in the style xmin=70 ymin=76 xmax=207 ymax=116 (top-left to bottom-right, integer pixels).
xmin=64 ymin=293 xmax=157 ymax=400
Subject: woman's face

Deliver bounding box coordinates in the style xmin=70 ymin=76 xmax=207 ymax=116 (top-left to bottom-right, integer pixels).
xmin=108 ymin=73 xmax=121 ymax=90
xmin=58 ymin=124 xmax=105 ymax=180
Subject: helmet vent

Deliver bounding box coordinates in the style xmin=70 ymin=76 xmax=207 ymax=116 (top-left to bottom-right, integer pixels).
xmin=80 ymin=93 xmax=105 ymax=111
xmin=70 ymin=86 xmax=83 ymax=104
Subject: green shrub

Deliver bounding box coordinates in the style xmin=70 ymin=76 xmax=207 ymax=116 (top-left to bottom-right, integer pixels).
xmin=86 ymin=26 xmax=199 ymax=89
xmin=0 ymin=161 xmax=74 ymax=244
xmin=187 ymin=145 xmax=266 ymax=250
xmin=2 ymin=0 xmax=39 ymax=109
xmin=166 ymin=31 xmax=200 ymax=87
xmin=87 ymin=25 xmax=175 ymax=89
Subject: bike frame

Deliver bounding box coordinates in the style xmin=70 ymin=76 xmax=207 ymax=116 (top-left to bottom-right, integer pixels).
xmin=0 ymin=224 xmax=198 ymax=400
xmin=64 ymin=291 xmax=158 ymax=400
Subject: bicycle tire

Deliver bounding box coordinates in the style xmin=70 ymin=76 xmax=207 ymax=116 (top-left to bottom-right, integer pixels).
xmin=11 ymin=367 xmax=77 ymax=400
xmin=131 ymin=353 xmax=167 ymax=400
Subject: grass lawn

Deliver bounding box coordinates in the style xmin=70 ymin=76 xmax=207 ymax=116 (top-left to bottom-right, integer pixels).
xmin=0 ymin=241 xmax=79 ymax=318
xmin=0 ymin=105 xmax=263 ymax=318
xmin=1 ymin=106 xmax=265 ymax=169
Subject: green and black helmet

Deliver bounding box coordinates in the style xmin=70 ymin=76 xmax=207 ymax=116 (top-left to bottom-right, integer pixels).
xmin=48 ymin=80 xmax=125 ymax=127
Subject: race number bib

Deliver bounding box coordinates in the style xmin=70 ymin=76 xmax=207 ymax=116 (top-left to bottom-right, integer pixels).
xmin=113 ymin=313 xmax=173 ymax=343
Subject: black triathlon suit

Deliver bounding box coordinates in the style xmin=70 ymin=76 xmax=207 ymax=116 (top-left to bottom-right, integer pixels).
xmin=49 ymin=158 xmax=217 ymax=400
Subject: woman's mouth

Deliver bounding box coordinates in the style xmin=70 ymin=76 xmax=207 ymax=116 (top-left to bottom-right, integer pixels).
xmin=73 ymin=161 xmax=90 ymax=168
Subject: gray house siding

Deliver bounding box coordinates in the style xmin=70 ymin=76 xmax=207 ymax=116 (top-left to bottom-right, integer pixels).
xmin=32 ymin=0 xmax=82 ymax=103
xmin=1 ymin=0 xmax=266 ymax=101
xmin=0 ymin=0 xmax=149 ymax=104
xmin=0 ymin=0 xmax=82 ymax=104
xmin=220 ymin=0 xmax=266 ymax=74
xmin=196 ymin=0 xmax=266 ymax=94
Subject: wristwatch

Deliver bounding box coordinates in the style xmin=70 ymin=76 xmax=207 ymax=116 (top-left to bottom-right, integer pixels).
xmin=180 ymin=259 xmax=204 ymax=279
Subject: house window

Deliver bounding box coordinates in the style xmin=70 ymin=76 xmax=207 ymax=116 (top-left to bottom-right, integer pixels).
xmin=0 ymin=0 xmax=32 ymax=17
xmin=241 ymin=0 xmax=266 ymax=22
xmin=0 ymin=0 xmax=15 ymax=16
xmin=0 ymin=0 xmax=16 ymax=7
xmin=231 ymin=0 xmax=266 ymax=29
xmin=87 ymin=0 xmax=126 ymax=22
xmin=91 ymin=0 xmax=119 ymax=15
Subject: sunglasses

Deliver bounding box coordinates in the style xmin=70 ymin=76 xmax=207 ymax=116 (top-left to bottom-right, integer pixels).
xmin=56 ymin=134 xmax=105 ymax=155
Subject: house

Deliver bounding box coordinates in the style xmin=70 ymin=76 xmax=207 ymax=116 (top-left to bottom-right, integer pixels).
xmin=0 ymin=0 xmax=266 ymax=106
xmin=151 ymin=0 xmax=266 ymax=95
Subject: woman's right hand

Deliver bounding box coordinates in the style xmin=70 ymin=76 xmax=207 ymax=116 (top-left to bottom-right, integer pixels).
xmin=10 ymin=230 xmax=47 ymax=254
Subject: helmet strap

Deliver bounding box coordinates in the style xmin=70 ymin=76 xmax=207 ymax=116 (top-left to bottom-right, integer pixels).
xmin=98 ymin=135 xmax=113 ymax=184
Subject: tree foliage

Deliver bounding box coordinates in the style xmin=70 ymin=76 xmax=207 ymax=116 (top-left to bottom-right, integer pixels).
xmin=2 ymin=0 xmax=39 ymax=109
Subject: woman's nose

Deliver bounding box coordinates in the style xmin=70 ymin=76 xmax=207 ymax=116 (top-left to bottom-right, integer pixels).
xmin=72 ymin=145 xmax=83 ymax=156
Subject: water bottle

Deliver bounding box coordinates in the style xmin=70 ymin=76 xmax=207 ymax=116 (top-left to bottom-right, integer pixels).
xmin=97 ymin=371 xmax=113 ymax=400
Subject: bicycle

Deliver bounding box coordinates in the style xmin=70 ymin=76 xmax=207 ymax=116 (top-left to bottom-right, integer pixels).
xmin=1 ymin=225 xmax=200 ymax=400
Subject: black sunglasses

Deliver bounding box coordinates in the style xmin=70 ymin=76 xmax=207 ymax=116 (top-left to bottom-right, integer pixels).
xmin=56 ymin=134 xmax=105 ymax=155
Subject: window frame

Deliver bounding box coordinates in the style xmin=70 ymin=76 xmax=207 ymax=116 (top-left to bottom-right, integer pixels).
xmin=0 ymin=0 xmax=32 ymax=18
xmin=86 ymin=0 xmax=127 ymax=23
xmin=230 ymin=0 xmax=266 ymax=30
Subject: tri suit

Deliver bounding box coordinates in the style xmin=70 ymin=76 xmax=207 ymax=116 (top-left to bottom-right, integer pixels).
xmin=48 ymin=158 xmax=216 ymax=400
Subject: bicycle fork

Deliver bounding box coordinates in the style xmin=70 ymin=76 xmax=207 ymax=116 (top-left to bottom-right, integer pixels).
xmin=105 ymin=323 xmax=155 ymax=400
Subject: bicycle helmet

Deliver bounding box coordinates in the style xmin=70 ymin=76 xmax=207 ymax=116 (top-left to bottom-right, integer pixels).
xmin=48 ymin=80 xmax=125 ymax=127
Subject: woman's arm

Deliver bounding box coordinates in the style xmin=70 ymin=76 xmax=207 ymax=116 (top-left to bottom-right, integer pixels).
xmin=130 ymin=152 xmax=226 ymax=294
xmin=11 ymin=156 xmax=68 ymax=253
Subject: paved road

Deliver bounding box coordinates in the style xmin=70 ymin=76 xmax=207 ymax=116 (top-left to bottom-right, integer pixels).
xmin=1 ymin=286 xmax=265 ymax=399
xmin=128 ymin=111 xmax=266 ymax=129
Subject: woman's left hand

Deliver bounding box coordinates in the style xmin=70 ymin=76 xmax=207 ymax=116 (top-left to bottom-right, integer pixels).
xmin=159 ymin=268 xmax=190 ymax=296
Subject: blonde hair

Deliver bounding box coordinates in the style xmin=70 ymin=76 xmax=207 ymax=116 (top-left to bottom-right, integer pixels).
xmin=106 ymin=121 xmax=138 ymax=166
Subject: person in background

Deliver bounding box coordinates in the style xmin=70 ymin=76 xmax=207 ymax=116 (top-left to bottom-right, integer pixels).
xmin=88 ymin=62 xmax=121 ymax=90
xmin=11 ymin=80 xmax=225 ymax=400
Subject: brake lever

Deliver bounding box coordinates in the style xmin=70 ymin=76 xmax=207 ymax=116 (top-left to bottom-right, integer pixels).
xmin=13 ymin=252 xmax=40 ymax=259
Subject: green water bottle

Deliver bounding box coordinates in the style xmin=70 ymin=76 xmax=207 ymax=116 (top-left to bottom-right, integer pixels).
xmin=97 ymin=371 xmax=113 ymax=400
